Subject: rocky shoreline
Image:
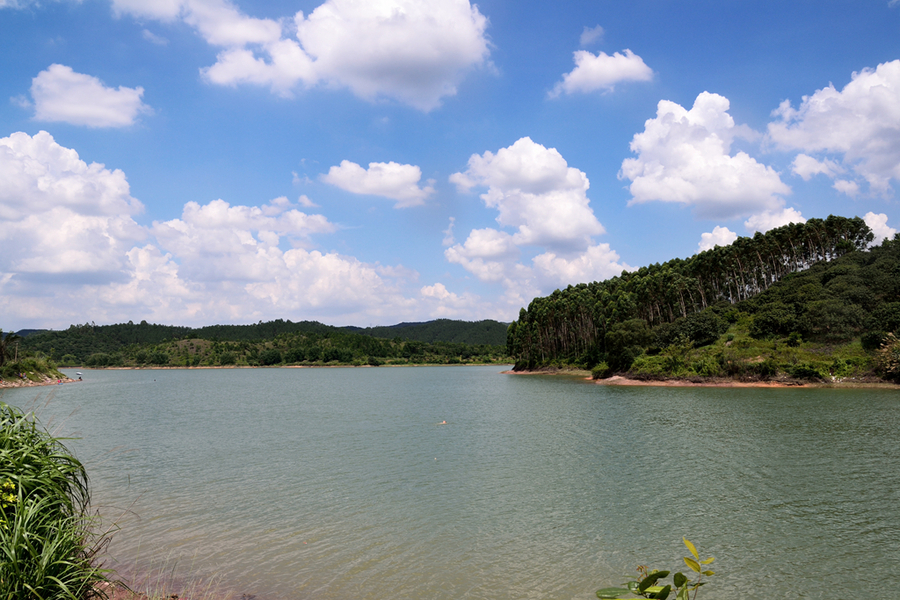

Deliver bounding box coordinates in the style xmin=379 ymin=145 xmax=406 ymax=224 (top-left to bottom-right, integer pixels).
xmin=0 ymin=373 xmax=75 ymax=389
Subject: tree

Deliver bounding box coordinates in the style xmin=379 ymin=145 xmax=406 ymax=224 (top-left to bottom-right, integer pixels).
xmin=0 ymin=330 xmax=22 ymax=367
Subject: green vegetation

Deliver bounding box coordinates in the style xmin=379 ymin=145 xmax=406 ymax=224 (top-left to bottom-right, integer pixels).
xmin=17 ymin=320 xmax=510 ymax=368
xmin=508 ymin=215 xmax=900 ymax=383
xmin=1 ymin=330 xmax=67 ymax=384
xmin=597 ymin=539 xmax=715 ymax=600
xmin=0 ymin=402 xmax=109 ymax=599
xmin=346 ymin=319 xmax=509 ymax=345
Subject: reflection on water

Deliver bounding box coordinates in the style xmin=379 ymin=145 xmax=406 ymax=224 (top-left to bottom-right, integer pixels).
xmin=3 ymin=368 xmax=898 ymax=599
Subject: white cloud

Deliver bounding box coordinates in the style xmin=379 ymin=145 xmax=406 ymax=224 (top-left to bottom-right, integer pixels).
xmin=620 ymin=91 xmax=791 ymax=219
xmin=447 ymin=138 xmax=627 ymax=294
xmin=442 ymin=217 xmax=456 ymax=247
xmin=864 ymin=212 xmax=897 ymax=244
xmin=0 ymin=130 xmax=451 ymax=327
xmin=791 ymin=153 xmax=843 ymax=180
xmin=112 ymin=0 xmax=183 ymax=20
xmin=297 ymin=194 xmax=318 ymax=208
xmin=142 ymin=29 xmax=170 ymax=45
xmin=419 ymin=282 xmax=487 ymax=319
xmin=321 ymin=160 xmax=435 ymax=207
xmin=295 ymin=0 xmax=490 ymax=110
xmin=29 ymin=64 xmax=151 ymax=127
xmin=833 ymin=179 xmax=860 ymax=198
xmin=550 ymin=49 xmax=652 ymax=97
xmin=768 ymin=59 xmax=900 ymax=194
xmin=579 ymin=25 xmax=604 ymax=46
xmin=444 ymin=228 xmax=519 ymax=282
xmin=698 ymin=226 xmax=737 ymax=252
xmin=549 ymin=50 xmax=653 ymax=98
xmin=531 ymin=243 xmax=627 ymax=288
xmin=744 ymin=207 xmax=806 ymax=234
xmin=0 ymin=131 xmax=146 ymax=277
xmin=114 ymin=0 xmax=490 ymax=110
xmin=450 ymin=137 xmax=604 ymax=250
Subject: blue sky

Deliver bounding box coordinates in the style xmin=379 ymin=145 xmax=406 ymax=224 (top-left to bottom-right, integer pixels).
xmin=2 ymin=0 xmax=900 ymax=330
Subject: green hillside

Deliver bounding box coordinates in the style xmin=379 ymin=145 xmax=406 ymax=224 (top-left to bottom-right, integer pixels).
xmin=346 ymin=319 xmax=508 ymax=345
xmin=16 ymin=319 xmax=510 ymax=368
xmin=507 ymin=215 xmax=900 ymax=383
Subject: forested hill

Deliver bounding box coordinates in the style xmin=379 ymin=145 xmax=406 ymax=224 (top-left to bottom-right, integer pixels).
xmin=19 ymin=318 xmax=507 ymax=364
xmin=346 ymin=319 xmax=508 ymax=345
xmin=507 ymin=215 xmax=900 ymax=382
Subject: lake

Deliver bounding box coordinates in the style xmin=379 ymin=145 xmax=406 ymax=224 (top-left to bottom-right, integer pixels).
xmin=2 ymin=367 xmax=898 ymax=599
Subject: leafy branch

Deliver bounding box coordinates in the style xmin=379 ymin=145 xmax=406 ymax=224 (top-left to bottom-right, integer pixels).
xmin=597 ymin=538 xmax=715 ymax=600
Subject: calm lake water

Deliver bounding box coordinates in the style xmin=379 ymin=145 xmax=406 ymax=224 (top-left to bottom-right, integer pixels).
xmin=2 ymin=367 xmax=898 ymax=599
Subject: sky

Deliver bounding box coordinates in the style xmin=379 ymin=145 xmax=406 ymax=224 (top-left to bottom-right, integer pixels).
xmin=2 ymin=0 xmax=900 ymax=330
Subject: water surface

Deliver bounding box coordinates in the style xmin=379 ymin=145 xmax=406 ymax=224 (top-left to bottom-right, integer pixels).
xmin=3 ymin=367 xmax=898 ymax=599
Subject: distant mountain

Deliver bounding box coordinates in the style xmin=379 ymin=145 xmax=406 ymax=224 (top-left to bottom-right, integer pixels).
xmin=19 ymin=318 xmax=509 ymax=364
xmin=9 ymin=329 xmax=47 ymax=338
xmin=344 ymin=319 xmax=509 ymax=345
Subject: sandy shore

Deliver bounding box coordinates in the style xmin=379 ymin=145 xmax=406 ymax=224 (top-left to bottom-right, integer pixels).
xmin=595 ymin=375 xmax=808 ymax=388
xmin=504 ymin=369 xmax=899 ymax=389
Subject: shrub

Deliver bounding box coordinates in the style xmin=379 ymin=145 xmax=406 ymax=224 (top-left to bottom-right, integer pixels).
xmin=691 ymin=356 xmax=723 ymax=377
xmin=788 ymin=362 xmax=824 ymax=381
xmin=875 ymin=333 xmax=900 ymax=382
xmin=148 ymin=351 xmax=169 ymax=366
xmin=591 ymin=362 xmax=612 ymax=379
xmin=629 ymin=355 xmax=668 ymax=378
xmin=0 ymin=402 xmax=109 ymax=599
xmin=258 ymin=348 xmax=282 ymax=366
xmin=749 ymin=303 xmax=796 ymax=338
xmin=861 ymin=331 xmax=887 ymax=351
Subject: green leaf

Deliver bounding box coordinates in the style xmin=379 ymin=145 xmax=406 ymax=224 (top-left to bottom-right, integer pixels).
xmin=683 ymin=537 xmax=699 ymax=560
xmin=676 ymin=587 xmax=690 ymax=600
xmin=702 ymin=571 xmax=715 ymax=577
xmin=673 ymin=572 xmax=687 ymax=588
xmin=649 ymin=584 xmax=671 ymax=600
xmin=700 ymin=557 xmax=715 ymax=565
xmin=683 ymin=557 xmax=701 ymax=573
xmin=597 ymin=587 xmax=631 ymax=599
xmin=638 ymin=571 xmax=669 ymax=593
xmin=627 ymin=581 xmax=641 ymax=594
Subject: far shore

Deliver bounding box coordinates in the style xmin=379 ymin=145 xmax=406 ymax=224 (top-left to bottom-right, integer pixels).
xmin=503 ymin=369 xmax=900 ymax=389
xmin=1 ymin=363 xmax=514 ymax=389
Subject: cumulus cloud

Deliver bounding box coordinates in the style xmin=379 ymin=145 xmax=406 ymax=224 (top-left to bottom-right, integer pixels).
xmin=620 ymin=91 xmax=791 ymax=219
xmin=321 ymin=160 xmax=435 ymax=207
xmin=768 ymin=59 xmax=900 ymax=194
xmin=863 ymin=212 xmax=897 ymax=244
xmin=113 ymin=0 xmax=490 ymax=110
xmin=0 ymin=131 xmax=146 ymax=278
xmin=791 ymin=153 xmax=844 ymax=180
xmin=28 ymin=64 xmax=151 ymax=127
xmin=0 ymin=130 xmax=474 ymax=327
xmin=450 ymin=137 xmax=604 ymax=249
xmin=550 ymin=49 xmax=652 ymax=97
xmin=744 ymin=207 xmax=806 ymax=234
xmin=833 ymin=179 xmax=860 ymax=198
xmin=447 ymin=137 xmax=627 ymax=294
xmin=698 ymin=226 xmax=737 ymax=252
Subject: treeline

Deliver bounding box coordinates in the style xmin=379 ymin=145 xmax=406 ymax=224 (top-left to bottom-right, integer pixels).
xmin=18 ymin=319 xmax=510 ymax=367
xmin=347 ymin=319 xmax=509 ymax=345
xmin=508 ymin=215 xmax=900 ymax=380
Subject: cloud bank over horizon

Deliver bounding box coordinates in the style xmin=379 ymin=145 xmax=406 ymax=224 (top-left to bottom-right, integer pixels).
xmin=1 ymin=1 xmax=898 ymax=329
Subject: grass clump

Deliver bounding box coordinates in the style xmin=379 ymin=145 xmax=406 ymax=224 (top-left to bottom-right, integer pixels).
xmin=1 ymin=402 xmax=110 ymax=599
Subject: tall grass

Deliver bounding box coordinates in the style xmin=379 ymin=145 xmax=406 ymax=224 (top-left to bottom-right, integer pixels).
xmin=0 ymin=401 xmax=110 ymax=599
